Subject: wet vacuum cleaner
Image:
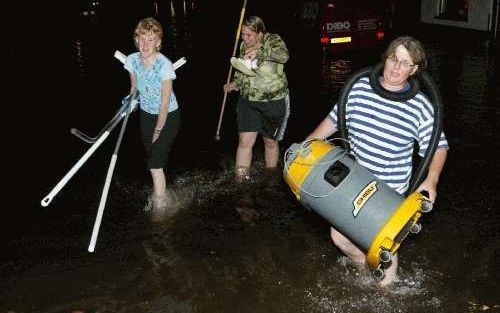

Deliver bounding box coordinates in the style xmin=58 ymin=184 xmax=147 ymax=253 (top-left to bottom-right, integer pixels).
xmin=283 ymin=139 xmax=433 ymax=279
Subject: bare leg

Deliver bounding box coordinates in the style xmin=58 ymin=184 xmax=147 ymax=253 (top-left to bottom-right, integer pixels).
xmin=236 ymin=132 xmax=258 ymax=180
xmin=263 ymin=136 xmax=279 ymax=168
xmin=330 ymin=227 xmax=366 ymax=268
xmin=150 ymin=168 xmax=168 ymax=222
xmin=150 ymin=168 xmax=167 ymax=197
xmin=379 ymin=253 xmax=398 ymax=287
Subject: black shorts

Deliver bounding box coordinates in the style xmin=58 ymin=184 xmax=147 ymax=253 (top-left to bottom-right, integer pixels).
xmin=140 ymin=109 xmax=180 ymax=169
xmin=237 ymin=96 xmax=286 ymax=140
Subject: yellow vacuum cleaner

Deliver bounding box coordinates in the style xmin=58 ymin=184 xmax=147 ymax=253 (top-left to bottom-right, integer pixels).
xmin=283 ymin=64 xmax=442 ymax=279
xmin=284 ymin=139 xmax=432 ymax=278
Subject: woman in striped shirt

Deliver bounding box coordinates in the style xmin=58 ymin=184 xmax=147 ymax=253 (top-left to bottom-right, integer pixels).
xmin=307 ymin=36 xmax=449 ymax=287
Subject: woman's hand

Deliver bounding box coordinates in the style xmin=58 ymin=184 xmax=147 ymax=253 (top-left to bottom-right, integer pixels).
xmin=152 ymin=129 xmax=161 ymax=143
xmin=416 ymin=148 xmax=447 ymax=203
xmin=244 ymin=43 xmax=261 ymax=60
xmin=223 ymin=81 xmax=237 ymax=93
xmin=416 ymin=178 xmax=438 ymax=203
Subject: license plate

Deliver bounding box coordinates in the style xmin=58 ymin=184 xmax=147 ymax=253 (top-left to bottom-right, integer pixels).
xmin=331 ymin=36 xmax=352 ymax=44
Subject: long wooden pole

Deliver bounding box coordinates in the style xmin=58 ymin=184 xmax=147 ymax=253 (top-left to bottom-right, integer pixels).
xmin=214 ymin=0 xmax=247 ymax=141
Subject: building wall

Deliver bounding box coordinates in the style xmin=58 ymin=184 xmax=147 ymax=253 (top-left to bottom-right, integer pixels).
xmin=495 ymin=0 xmax=500 ymax=38
xmin=421 ymin=0 xmax=494 ymax=31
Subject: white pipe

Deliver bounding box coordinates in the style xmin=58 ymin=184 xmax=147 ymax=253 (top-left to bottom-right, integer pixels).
xmin=88 ymin=154 xmax=117 ymax=252
xmin=43 ymin=50 xmax=188 ymax=252
xmin=173 ymin=57 xmax=187 ymax=70
xmin=41 ymin=131 xmax=110 ymax=207
xmin=42 ymin=53 xmax=186 ymax=207
xmin=113 ymin=50 xmax=127 ymax=64
xmin=87 ymin=89 xmax=134 ymax=252
xmin=115 ymin=50 xmax=186 ymax=71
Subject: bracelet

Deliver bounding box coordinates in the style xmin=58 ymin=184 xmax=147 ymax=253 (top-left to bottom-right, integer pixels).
xmin=154 ymin=129 xmax=162 ymax=133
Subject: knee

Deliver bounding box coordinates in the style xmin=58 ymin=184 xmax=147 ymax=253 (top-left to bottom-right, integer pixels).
xmin=263 ymin=138 xmax=278 ymax=149
xmin=238 ymin=138 xmax=255 ymax=150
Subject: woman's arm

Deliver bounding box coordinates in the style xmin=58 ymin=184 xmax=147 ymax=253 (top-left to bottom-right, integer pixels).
xmin=257 ymin=34 xmax=289 ymax=65
xmin=153 ymin=79 xmax=172 ymax=142
xmin=306 ymin=117 xmax=338 ymax=140
xmin=129 ymin=73 xmax=137 ymax=95
xmin=416 ymin=147 xmax=448 ymax=202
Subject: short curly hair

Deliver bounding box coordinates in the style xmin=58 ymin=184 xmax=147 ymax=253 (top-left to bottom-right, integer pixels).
xmin=133 ymin=17 xmax=163 ymax=51
xmin=383 ymin=36 xmax=427 ymax=72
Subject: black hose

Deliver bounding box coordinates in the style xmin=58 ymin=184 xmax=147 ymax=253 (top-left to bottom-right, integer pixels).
xmin=337 ymin=63 xmax=443 ymax=195
xmin=407 ymin=72 xmax=443 ymax=193
xmin=337 ymin=66 xmax=371 ymax=150
xmin=369 ymin=62 xmax=420 ymax=101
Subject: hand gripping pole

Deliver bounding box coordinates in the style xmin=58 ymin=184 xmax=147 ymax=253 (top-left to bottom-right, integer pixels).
xmin=71 ymin=53 xmax=187 ymax=144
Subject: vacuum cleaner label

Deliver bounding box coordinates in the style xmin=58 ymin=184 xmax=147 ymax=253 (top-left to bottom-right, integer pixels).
xmin=352 ymin=181 xmax=378 ymax=217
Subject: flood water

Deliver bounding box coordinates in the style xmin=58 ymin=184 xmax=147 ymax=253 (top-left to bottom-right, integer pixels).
xmin=2 ymin=2 xmax=500 ymax=312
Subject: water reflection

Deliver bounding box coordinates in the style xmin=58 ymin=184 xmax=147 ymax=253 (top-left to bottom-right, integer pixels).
xmin=319 ymin=48 xmax=380 ymax=104
xmin=155 ymin=0 xmax=194 ymax=59
xmin=321 ymin=58 xmax=353 ymax=98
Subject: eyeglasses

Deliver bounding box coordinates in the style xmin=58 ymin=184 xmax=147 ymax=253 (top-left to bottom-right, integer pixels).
xmin=387 ymin=56 xmax=415 ymax=70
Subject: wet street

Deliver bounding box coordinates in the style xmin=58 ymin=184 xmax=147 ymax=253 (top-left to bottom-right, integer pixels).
xmin=2 ymin=1 xmax=500 ymax=312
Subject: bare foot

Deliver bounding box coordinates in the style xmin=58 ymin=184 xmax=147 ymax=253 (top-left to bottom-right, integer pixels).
xmin=235 ymin=166 xmax=251 ymax=183
xmin=378 ymin=254 xmax=398 ymax=287
xmin=149 ymin=190 xmax=179 ymax=223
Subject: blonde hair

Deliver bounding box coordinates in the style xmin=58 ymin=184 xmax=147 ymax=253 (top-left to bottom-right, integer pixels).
xmin=133 ymin=17 xmax=163 ymax=51
xmin=243 ymin=16 xmax=267 ymax=34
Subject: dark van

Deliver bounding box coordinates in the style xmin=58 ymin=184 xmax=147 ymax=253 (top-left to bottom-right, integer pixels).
xmin=319 ymin=0 xmax=390 ymax=52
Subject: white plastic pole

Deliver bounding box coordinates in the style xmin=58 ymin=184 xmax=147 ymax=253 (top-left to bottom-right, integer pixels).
xmin=88 ymin=154 xmax=117 ymax=252
xmin=115 ymin=50 xmax=186 ymax=71
xmin=41 ymin=50 xmax=187 ymax=250
xmin=88 ymin=95 xmax=135 ymax=252
xmin=41 ymin=132 xmax=110 ymax=207
xmin=41 ymin=52 xmax=186 ymax=207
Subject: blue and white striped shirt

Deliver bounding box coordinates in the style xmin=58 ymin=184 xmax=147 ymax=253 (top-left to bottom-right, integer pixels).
xmin=329 ymin=77 xmax=449 ymax=194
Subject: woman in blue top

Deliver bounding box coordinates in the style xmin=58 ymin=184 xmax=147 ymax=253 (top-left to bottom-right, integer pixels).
xmin=125 ymin=17 xmax=181 ymax=222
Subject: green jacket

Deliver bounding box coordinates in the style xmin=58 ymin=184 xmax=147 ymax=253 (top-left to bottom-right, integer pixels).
xmin=234 ymin=33 xmax=289 ymax=101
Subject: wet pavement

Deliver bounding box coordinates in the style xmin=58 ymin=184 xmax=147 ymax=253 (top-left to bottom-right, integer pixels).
xmin=2 ymin=2 xmax=500 ymax=313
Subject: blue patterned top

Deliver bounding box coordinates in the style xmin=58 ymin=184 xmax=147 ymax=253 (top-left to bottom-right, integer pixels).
xmin=124 ymin=52 xmax=178 ymax=114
